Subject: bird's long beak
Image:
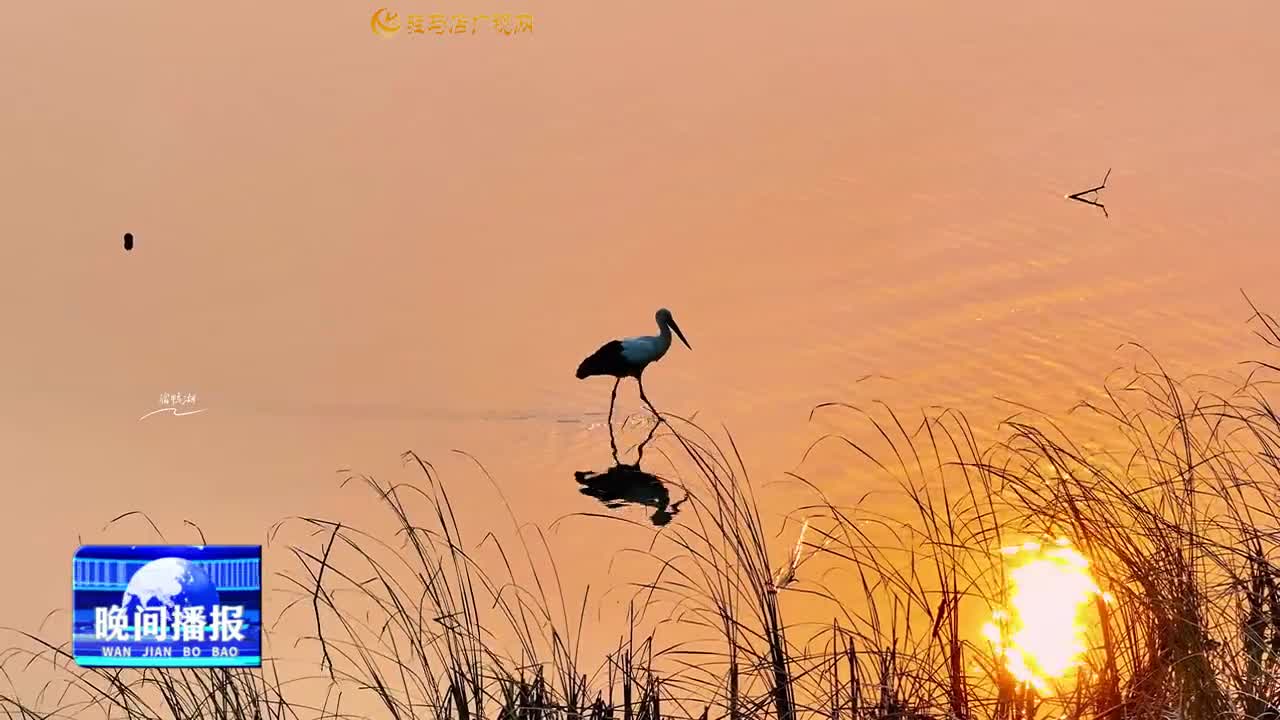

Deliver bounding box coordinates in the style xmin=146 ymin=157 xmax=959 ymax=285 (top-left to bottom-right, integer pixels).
xmin=670 ymin=318 xmax=692 ymax=350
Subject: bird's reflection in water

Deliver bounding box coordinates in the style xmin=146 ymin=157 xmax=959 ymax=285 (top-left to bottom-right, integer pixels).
xmin=575 ymin=414 xmax=685 ymax=527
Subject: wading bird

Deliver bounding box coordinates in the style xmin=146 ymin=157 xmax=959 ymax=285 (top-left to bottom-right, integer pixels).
xmin=576 ymin=308 xmax=692 ymax=429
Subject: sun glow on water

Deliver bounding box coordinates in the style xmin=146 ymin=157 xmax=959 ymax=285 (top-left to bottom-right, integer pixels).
xmin=982 ymin=538 xmax=1104 ymax=696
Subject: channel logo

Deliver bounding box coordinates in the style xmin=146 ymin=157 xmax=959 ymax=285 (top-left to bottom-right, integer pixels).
xmin=72 ymin=545 xmax=262 ymax=667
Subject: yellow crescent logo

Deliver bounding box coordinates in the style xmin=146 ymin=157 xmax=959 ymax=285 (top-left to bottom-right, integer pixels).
xmin=371 ymin=8 xmax=401 ymax=37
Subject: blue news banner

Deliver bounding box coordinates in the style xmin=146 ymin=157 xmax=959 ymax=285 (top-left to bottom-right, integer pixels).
xmin=72 ymin=545 xmax=262 ymax=667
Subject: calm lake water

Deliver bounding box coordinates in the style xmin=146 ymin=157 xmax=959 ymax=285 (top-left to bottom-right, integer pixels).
xmin=3 ymin=0 xmax=1279 ymax=705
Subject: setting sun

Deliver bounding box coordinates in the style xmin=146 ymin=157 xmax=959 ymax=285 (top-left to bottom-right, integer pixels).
xmin=983 ymin=538 xmax=1103 ymax=696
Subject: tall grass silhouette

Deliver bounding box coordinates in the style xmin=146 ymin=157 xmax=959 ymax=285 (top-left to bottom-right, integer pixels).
xmin=6 ymin=295 xmax=1280 ymax=720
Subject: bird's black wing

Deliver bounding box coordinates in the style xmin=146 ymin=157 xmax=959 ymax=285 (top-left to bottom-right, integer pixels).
xmin=576 ymin=340 xmax=626 ymax=379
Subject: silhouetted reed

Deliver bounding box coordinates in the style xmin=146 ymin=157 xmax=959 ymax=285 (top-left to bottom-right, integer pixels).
xmin=7 ymin=294 xmax=1280 ymax=720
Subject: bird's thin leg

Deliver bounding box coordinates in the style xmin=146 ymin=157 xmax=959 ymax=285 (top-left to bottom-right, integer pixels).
xmin=635 ymin=413 xmax=660 ymax=464
xmin=608 ymin=379 xmax=620 ymax=462
xmin=637 ymin=376 xmax=660 ymax=420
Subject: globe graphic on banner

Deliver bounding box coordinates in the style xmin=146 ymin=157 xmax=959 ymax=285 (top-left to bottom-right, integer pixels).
xmin=121 ymin=557 xmax=220 ymax=616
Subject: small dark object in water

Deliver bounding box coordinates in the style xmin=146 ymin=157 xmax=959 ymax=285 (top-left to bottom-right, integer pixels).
xmin=1065 ymin=168 xmax=1111 ymax=218
xmin=575 ymin=463 xmax=684 ymax=527
xmin=123 ymin=233 xmax=134 ymax=251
